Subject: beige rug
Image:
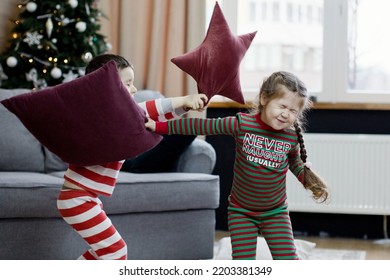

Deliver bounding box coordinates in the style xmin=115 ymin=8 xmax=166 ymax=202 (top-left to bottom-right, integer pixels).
xmin=307 ymin=248 xmax=366 ymax=260
xmin=213 ymin=237 xmax=366 ymax=260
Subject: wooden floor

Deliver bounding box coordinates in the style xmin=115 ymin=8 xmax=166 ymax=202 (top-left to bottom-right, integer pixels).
xmin=215 ymin=231 xmax=390 ymax=260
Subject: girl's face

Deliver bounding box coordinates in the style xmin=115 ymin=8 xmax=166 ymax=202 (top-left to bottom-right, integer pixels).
xmin=119 ymin=66 xmax=137 ymax=97
xmin=260 ymin=86 xmax=304 ymax=130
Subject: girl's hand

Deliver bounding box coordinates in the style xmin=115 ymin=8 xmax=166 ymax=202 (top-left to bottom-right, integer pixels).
xmin=145 ymin=118 xmax=156 ymax=132
xmin=183 ymin=93 xmax=208 ymax=111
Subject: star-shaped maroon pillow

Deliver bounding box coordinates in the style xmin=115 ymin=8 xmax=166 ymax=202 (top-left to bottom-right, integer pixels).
xmin=171 ymin=1 xmax=257 ymax=104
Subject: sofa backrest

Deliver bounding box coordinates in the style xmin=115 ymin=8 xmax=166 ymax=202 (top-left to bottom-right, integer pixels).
xmin=0 ymin=88 xmax=46 ymax=172
xmin=134 ymin=89 xmax=163 ymax=102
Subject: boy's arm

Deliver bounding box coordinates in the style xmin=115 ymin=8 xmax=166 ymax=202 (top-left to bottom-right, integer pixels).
xmin=138 ymin=94 xmax=207 ymax=121
xmin=170 ymin=94 xmax=208 ymax=112
xmin=138 ymin=99 xmax=177 ymax=121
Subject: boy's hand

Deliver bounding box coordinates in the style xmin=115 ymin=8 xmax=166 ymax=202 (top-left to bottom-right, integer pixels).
xmin=183 ymin=94 xmax=208 ymax=111
xmin=145 ymin=118 xmax=156 ymax=132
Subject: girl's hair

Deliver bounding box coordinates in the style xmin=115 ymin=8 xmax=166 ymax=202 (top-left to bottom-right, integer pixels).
xmin=85 ymin=54 xmax=133 ymax=74
xmin=254 ymin=71 xmax=328 ymax=203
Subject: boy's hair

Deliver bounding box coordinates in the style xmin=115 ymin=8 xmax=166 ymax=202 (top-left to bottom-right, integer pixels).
xmin=85 ymin=54 xmax=133 ymax=74
xmin=254 ymin=71 xmax=328 ymax=203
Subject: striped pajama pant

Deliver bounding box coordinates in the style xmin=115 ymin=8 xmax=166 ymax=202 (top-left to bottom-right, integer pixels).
xmin=57 ymin=188 xmax=127 ymax=260
xmin=228 ymin=200 xmax=299 ymax=260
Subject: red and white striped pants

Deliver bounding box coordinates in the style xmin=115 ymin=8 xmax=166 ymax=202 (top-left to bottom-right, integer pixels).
xmin=57 ymin=188 xmax=127 ymax=260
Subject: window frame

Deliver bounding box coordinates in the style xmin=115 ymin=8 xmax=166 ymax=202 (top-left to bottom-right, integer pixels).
xmin=216 ymin=0 xmax=390 ymax=104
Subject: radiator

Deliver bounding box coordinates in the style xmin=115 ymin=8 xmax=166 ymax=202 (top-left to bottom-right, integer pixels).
xmin=286 ymin=133 xmax=390 ymax=215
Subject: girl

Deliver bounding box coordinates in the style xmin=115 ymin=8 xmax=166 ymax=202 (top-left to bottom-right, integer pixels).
xmin=146 ymin=71 xmax=328 ymax=260
xmin=57 ymin=54 xmax=207 ymax=260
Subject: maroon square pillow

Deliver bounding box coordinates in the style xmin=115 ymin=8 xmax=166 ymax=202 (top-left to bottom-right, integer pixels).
xmin=1 ymin=60 xmax=162 ymax=166
xmin=171 ymin=2 xmax=257 ymax=104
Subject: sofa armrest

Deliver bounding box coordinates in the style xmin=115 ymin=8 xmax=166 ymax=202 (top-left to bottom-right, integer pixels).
xmin=175 ymin=138 xmax=216 ymax=174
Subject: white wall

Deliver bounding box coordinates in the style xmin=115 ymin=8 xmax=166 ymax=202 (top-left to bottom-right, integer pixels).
xmin=0 ymin=0 xmax=20 ymax=52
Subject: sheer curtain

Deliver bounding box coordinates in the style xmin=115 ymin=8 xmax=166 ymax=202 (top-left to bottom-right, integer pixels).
xmin=100 ymin=0 xmax=205 ymax=98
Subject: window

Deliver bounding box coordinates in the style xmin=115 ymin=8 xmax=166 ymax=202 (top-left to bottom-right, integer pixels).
xmin=206 ymin=0 xmax=390 ymax=103
xmin=348 ymin=0 xmax=390 ymax=92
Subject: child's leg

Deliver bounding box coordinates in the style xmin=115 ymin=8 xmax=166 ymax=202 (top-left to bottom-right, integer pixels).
xmin=228 ymin=209 xmax=259 ymax=260
xmin=57 ymin=189 xmax=127 ymax=260
xmin=259 ymin=210 xmax=299 ymax=260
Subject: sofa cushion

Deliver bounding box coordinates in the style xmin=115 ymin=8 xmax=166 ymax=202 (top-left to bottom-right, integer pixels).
xmin=1 ymin=61 xmax=162 ymax=166
xmin=0 ymin=172 xmax=63 ymax=218
xmin=106 ymin=172 xmax=220 ymax=213
xmin=0 ymin=171 xmax=219 ymax=218
xmin=0 ymin=89 xmax=45 ymax=172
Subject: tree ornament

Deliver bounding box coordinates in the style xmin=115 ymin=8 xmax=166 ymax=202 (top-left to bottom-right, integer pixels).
xmin=46 ymin=17 xmax=53 ymax=38
xmin=6 ymin=56 xmax=18 ymax=67
xmin=81 ymin=52 xmax=93 ymax=63
xmin=26 ymin=2 xmax=37 ymax=13
xmin=75 ymin=21 xmax=87 ymax=32
xmin=25 ymin=68 xmax=38 ymax=82
xmin=26 ymin=68 xmax=47 ymax=89
xmin=78 ymin=68 xmax=85 ymax=76
xmin=50 ymin=67 xmax=62 ymax=79
xmin=61 ymin=17 xmax=71 ymax=26
xmin=68 ymin=0 xmax=78 ymax=9
xmin=0 ymin=64 xmax=9 ymax=86
xmin=85 ymin=3 xmax=90 ymax=15
xmin=23 ymin=31 xmax=43 ymax=46
xmin=62 ymin=70 xmax=79 ymax=83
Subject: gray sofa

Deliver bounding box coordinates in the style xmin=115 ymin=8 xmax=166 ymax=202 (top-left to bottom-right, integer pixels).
xmin=0 ymin=88 xmax=220 ymax=260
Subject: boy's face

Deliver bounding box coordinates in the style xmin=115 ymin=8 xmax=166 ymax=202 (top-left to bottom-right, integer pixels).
xmin=120 ymin=66 xmax=137 ymax=97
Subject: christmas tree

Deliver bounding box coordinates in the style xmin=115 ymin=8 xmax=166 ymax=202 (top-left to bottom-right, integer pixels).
xmin=0 ymin=0 xmax=110 ymax=89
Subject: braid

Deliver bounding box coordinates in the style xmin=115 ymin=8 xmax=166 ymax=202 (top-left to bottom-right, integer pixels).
xmin=294 ymin=121 xmax=329 ymax=203
xmin=294 ymin=122 xmax=307 ymax=163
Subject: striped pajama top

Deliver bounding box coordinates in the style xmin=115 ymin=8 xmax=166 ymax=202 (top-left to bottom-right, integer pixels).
xmin=63 ymin=98 xmax=185 ymax=196
xmin=155 ymin=112 xmax=305 ymax=212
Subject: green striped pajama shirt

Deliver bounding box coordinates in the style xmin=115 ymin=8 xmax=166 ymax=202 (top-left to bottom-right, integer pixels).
xmin=157 ymin=112 xmax=305 ymax=260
